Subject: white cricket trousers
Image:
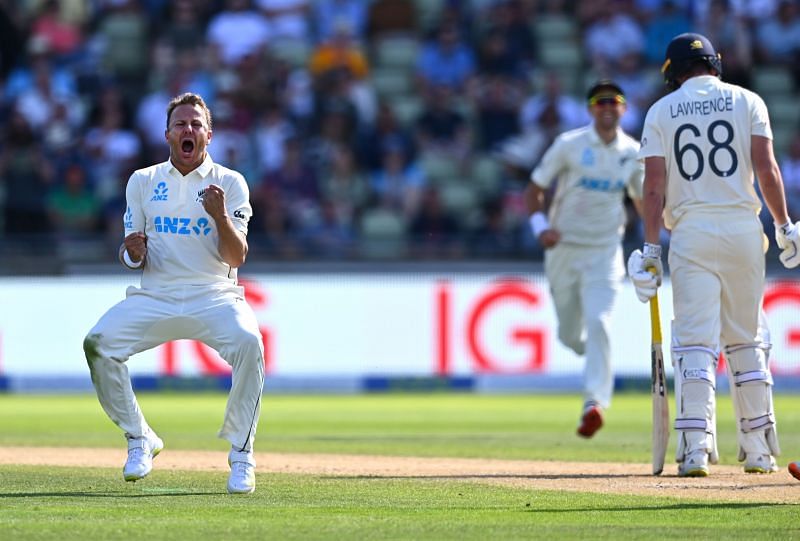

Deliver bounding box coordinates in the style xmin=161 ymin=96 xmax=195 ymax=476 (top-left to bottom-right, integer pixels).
xmin=669 ymin=210 xmax=764 ymax=354
xmin=544 ymin=242 xmax=623 ymax=409
xmin=84 ymin=285 xmax=264 ymax=452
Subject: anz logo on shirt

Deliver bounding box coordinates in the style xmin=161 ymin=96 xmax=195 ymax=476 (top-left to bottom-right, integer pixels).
xmin=150 ymin=182 xmax=169 ymax=201
xmin=578 ymin=177 xmax=626 ymax=192
xmin=153 ymin=216 xmax=212 ymax=236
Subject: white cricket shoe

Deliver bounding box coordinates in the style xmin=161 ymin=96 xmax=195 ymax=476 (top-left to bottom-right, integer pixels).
xmin=744 ymin=454 xmax=778 ymax=474
xmin=227 ymin=450 xmax=256 ymax=494
xmin=678 ymin=450 xmax=709 ymax=477
xmin=123 ymin=433 xmax=164 ymax=482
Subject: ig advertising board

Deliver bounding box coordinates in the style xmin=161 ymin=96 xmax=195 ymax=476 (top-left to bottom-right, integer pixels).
xmin=1 ymin=274 xmax=800 ymax=386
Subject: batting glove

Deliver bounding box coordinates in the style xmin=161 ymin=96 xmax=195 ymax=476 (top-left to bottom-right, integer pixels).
xmin=776 ymin=221 xmax=800 ymax=269
xmin=627 ymin=243 xmax=663 ymax=303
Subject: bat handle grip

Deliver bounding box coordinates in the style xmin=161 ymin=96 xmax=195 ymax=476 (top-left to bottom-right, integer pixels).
xmin=646 ymin=266 xmax=662 ymax=342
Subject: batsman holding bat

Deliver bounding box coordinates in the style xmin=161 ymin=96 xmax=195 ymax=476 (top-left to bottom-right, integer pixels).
xmin=628 ymin=33 xmax=799 ymax=477
xmin=525 ymin=80 xmax=644 ymax=438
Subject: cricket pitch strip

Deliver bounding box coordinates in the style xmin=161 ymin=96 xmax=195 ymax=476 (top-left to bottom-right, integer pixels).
xmin=0 ymin=446 xmax=797 ymax=503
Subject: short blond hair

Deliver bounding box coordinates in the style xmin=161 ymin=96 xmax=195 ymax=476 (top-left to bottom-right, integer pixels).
xmin=166 ymin=93 xmax=212 ymax=129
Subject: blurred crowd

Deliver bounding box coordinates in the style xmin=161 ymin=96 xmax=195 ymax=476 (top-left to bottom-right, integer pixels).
xmin=1 ymin=0 xmax=800 ymax=264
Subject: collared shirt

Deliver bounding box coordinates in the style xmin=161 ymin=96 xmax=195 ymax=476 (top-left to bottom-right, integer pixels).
xmin=124 ymin=155 xmax=253 ymax=289
xmin=639 ymin=75 xmax=771 ymax=229
xmin=531 ymin=124 xmax=644 ymax=246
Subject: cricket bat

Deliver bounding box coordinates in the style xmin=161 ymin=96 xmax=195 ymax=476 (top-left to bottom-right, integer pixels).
xmin=648 ymin=271 xmax=669 ymax=475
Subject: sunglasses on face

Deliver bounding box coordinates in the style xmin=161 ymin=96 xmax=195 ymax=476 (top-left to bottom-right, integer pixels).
xmin=589 ymin=95 xmax=626 ymax=106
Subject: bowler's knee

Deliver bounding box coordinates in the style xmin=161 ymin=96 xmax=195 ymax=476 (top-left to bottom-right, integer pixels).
xmin=230 ymin=330 xmax=264 ymax=367
xmin=83 ymin=333 xmax=103 ymax=370
xmin=558 ymin=328 xmax=584 ymax=355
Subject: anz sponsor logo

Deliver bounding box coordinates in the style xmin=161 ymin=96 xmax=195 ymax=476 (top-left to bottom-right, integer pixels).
xmin=154 ymin=216 xmax=212 ymax=236
xmin=150 ymin=181 xmax=169 ymax=201
xmin=578 ymin=177 xmax=626 ymax=192
xmin=123 ymin=206 xmax=134 ymax=229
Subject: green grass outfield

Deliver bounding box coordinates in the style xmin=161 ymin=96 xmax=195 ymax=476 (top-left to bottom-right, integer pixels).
xmin=1 ymin=392 xmax=799 ymax=540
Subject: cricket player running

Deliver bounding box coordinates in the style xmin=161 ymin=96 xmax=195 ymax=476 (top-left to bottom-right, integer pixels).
xmin=628 ymin=33 xmax=800 ymax=476
xmin=83 ymin=93 xmax=264 ymax=494
xmin=525 ymin=80 xmax=644 ymax=438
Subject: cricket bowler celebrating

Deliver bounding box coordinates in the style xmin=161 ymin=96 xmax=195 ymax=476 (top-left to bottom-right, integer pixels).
xmin=628 ymin=33 xmax=800 ymax=476
xmin=83 ymin=93 xmax=264 ymax=494
xmin=525 ymin=80 xmax=644 ymax=438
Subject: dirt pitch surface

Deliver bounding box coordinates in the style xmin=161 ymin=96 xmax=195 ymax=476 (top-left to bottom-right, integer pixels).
xmin=1 ymin=446 xmax=799 ymax=502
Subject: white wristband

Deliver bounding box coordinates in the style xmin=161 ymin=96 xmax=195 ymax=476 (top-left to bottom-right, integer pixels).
xmin=123 ymin=250 xmax=143 ymax=268
xmin=643 ymin=242 xmax=662 ymax=258
xmin=529 ymin=212 xmax=550 ymax=238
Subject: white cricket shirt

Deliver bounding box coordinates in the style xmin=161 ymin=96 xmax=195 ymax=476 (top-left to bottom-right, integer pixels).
xmin=638 ymin=75 xmax=771 ymax=229
xmin=531 ymin=124 xmax=644 ymax=246
xmin=123 ymin=155 xmax=253 ymax=289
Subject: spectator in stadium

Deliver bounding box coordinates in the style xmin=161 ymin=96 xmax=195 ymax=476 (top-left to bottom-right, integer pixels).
xmin=755 ymin=0 xmax=800 ymax=85
xmin=93 ymin=0 xmax=150 ymax=98
xmin=642 ymin=0 xmax=691 ymax=66
xmin=583 ymin=0 xmax=645 ymax=72
xmin=309 ymin=21 xmax=369 ymax=81
xmin=697 ymin=0 xmax=754 ymax=89
xmin=209 ymin=98 xmax=259 ymax=182
xmin=415 ymin=21 xmax=477 ymax=97
xmin=250 ymin=182 xmax=301 ymax=257
xmin=606 ymin=52 xmax=651 ymax=134
xmin=313 ymin=0 xmax=369 ymax=43
xmin=259 ymin=134 xmax=321 ymax=229
xmin=253 ymin=101 xmax=296 ymax=178
xmin=28 ymin=0 xmax=85 ymax=65
xmin=519 ymin=72 xmax=588 ymax=135
xmin=415 ymin=84 xmax=472 ymax=167
xmin=83 ymin=85 xmax=142 ymax=203
xmin=0 ymin=111 xmax=54 ymax=238
xmin=366 ymin=0 xmax=416 ymax=39
xmin=0 ymin=2 xmax=22 ymax=79
xmin=475 ymin=74 xmax=526 ymax=151
xmin=307 ymin=97 xmax=360 ymax=177
xmin=308 ymin=25 xmax=376 ymax=126
xmin=357 ymin=101 xmax=416 ymax=173
xmin=161 ymin=0 xmax=209 ymax=53
xmin=11 ymin=37 xmax=82 ymax=135
xmin=299 ymin=198 xmax=356 ymax=258
xmin=370 ymin=139 xmax=427 ymax=219
xmin=409 ymin=186 xmax=462 ymax=258
xmin=470 ymin=196 xmax=519 ymax=258
xmin=319 ymin=144 xmax=370 ymax=228
xmin=525 ymin=81 xmax=644 ymax=439
xmin=478 ymin=0 xmax=536 ymax=78
xmin=256 ymin=0 xmax=311 ymax=43
xmin=83 ymin=92 xmax=264 ymax=494
xmin=46 ymin=162 xmax=99 ymax=237
xmin=206 ymin=0 xmax=272 ymax=67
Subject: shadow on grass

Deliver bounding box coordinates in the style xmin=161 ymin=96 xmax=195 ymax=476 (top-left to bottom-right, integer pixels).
xmin=323 ymin=473 xmax=647 ymax=480
xmin=0 ymin=490 xmax=222 ymax=498
xmin=323 ymin=473 xmax=798 ymax=488
xmin=523 ymin=502 xmax=796 ymax=512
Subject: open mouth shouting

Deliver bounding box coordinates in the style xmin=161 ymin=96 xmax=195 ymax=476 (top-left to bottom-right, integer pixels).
xmin=181 ymin=138 xmax=196 ymax=158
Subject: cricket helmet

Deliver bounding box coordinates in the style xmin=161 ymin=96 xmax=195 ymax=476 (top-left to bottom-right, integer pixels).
xmin=661 ymin=33 xmax=722 ymax=90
